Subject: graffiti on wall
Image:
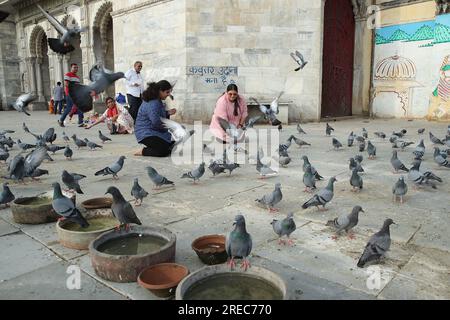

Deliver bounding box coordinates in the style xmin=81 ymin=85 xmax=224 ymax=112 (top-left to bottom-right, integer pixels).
xmin=427 ymin=55 xmax=450 ymax=120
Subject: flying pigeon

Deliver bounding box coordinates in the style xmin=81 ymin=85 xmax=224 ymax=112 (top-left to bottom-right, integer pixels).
xmin=17 ymin=139 xmax=36 ymax=151
xmin=161 ymin=117 xmax=195 ymax=150
xmin=290 ymin=50 xmax=308 ymax=71
xmin=51 ymin=182 xmax=89 ymax=228
xmin=226 ymin=214 xmax=252 ymax=271
xmin=42 ymin=128 xmax=56 ymax=144
xmin=357 ymin=219 xmax=395 ymax=268
xmin=146 ymin=166 xmax=174 ymax=189
xmin=392 ymin=176 xmax=408 ymax=204
xmin=302 ymin=177 xmax=337 ymax=211
xmin=255 ymin=183 xmax=283 ymax=213
xmin=94 ymin=156 xmax=126 ymax=179
xmin=271 ymin=212 xmax=296 ymax=245
xmin=131 ymin=178 xmax=149 ymax=206
xmin=105 ymin=186 xmax=142 ymax=231
xmin=217 ymin=117 xmax=244 ymax=144
xmin=249 ymin=96 xmax=282 ymax=126
xmin=8 ymin=93 xmax=35 ymax=116
xmin=326 ymin=206 xmax=364 ymax=240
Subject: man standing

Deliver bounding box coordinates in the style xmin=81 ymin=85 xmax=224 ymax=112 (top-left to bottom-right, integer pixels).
xmin=58 ymin=63 xmax=84 ymax=127
xmin=53 ymin=81 xmax=64 ymax=114
xmin=125 ymin=61 xmax=144 ymax=122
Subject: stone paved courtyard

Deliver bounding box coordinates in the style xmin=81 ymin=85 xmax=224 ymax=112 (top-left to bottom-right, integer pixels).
xmin=0 ymin=111 xmax=449 ymax=300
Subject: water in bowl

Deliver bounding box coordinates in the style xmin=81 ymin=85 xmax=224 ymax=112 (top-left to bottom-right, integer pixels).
xmin=19 ymin=197 xmax=52 ymax=206
xmin=98 ymin=234 xmax=168 ymax=255
xmin=63 ymin=216 xmax=117 ymax=232
xmin=183 ymin=273 xmax=283 ymax=300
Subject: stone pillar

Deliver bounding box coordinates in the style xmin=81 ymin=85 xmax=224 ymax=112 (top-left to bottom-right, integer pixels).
xmin=62 ymin=54 xmax=70 ymax=75
xmin=35 ymin=57 xmax=44 ymax=101
xmin=26 ymin=57 xmax=37 ymax=96
xmin=56 ymin=54 xmax=64 ymax=83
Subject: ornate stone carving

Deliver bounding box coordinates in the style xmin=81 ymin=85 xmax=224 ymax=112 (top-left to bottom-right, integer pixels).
xmin=436 ymin=0 xmax=450 ymax=15
xmin=351 ymin=0 xmax=368 ymax=20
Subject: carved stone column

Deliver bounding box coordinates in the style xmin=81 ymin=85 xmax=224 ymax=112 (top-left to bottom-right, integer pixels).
xmin=56 ymin=54 xmax=64 ymax=83
xmin=62 ymin=54 xmax=70 ymax=75
xmin=435 ymin=0 xmax=449 ymax=15
xmin=35 ymin=57 xmax=44 ymax=101
xmin=26 ymin=57 xmax=37 ymax=96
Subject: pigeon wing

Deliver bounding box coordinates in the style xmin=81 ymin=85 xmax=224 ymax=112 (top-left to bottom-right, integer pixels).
xmin=68 ymin=82 xmax=93 ymax=113
xmin=36 ymin=4 xmax=67 ymax=35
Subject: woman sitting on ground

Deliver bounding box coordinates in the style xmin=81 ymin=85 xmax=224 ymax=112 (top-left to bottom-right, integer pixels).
xmin=85 ymin=94 xmax=134 ymax=134
xmin=209 ymin=84 xmax=248 ymax=143
xmin=134 ymin=80 xmax=176 ymax=157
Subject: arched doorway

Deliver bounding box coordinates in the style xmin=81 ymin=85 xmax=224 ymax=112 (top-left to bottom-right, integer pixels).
xmin=93 ymin=2 xmax=115 ymax=99
xmin=321 ymin=0 xmax=355 ymax=118
xmin=28 ymin=25 xmax=51 ymax=103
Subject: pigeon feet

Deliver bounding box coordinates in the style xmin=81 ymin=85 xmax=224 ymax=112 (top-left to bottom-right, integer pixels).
xmin=278 ymin=239 xmax=286 ymax=245
xmin=331 ymin=235 xmax=339 ymax=241
xmin=287 ymin=239 xmax=295 ymax=246
xmin=347 ymin=233 xmax=356 ymax=240
xmin=240 ymin=259 xmax=251 ymax=271
xmin=227 ymin=258 xmax=236 ymax=270
xmin=268 ymin=207 xmax=279 ymax=213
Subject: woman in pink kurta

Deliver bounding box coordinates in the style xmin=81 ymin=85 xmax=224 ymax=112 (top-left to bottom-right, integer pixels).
xmin=210 ymin=84 xmax=248 ymax=143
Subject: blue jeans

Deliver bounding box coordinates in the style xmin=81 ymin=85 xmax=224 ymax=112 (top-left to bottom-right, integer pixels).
xmin=60 ymin=95 xmax=83 ymax=124
xmin=54 ymin=100 xmax=63 ymax=114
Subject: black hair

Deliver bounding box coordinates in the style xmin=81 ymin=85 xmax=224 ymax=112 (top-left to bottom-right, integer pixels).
xmin=57 ymin=81 xmax=61 ymax=85
xmin=226 ymin=84 xmax=240 ymax=116
xmin=105 ymin=96 xmax=114 ymax=105
xmin=70 ymin=63 xmax=78 ymax=68
xmin=142 ymin=80 xmax=172 ymax=102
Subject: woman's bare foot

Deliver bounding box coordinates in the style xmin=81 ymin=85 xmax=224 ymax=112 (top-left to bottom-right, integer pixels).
xmin=133 ymin=149 xmax=143 ymax=156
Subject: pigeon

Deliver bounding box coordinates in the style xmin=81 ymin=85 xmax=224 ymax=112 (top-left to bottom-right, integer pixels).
xmin=105 ymin=186 xmax=142 ymax=230
xmin=355 ymin=154 xmax=363 ymax=164
xmin=355 ymin=136 xmax=365 ymax=143
xmin=51 ymin=182 xmax=89 ymax=228
xmin=362 ymin=128 xmax=368 ymax=139
xmin=0 ymin=147 xmax=9 ymax=162
xmin=390 ymin=151 xmax=409 ymax=173
xmin=297 ymin=123 xmax=307 ymax=134
xmin=278 ymin=153 xmax=291 ymax=167
xmin=389 ymin=135 xmax=398 ymax=144
xmin=47 ymin=144 xmax=65 ymax=154
xmin=301 ymin=156 xmax=323 ymax=180
xmin=418 ymin=128 xmax=425 ymax=135
xmin=217 ymin=117 xmax=244 ymax=144
xmin=357 ymin=219 xmax=395 ymax=268
xmin=290 ymin=135 xmax=311 ymax=148
xmin=413 ymin=139 xmax=426 ymax=159
xmin=349 ymin=157 xmax=364 ymax=173
xmin=302 ymin=164 xmax=317 ymax=193
xmin=0 ymin=129 xmax=14 ymax=136
xmin=399 ymin=141 xmax=414 ymax=151
xmin=202 ymin=144 xmax=215 ymax=156
xmin=332 ymin=138 xmax=343 ymax=150
xmin=0 ymin=136 xmax=15 ymax=149
xmin=23 ymin=146 xmax=48 ymax=177
xmin=347 ymin=131 xmax=355 ymax=147
xmin=68 ymin=65 xmax=125 ymax=112
xmin=326 ymin=206 xmax=364 ymax=240
xmin=290 ymin=50 xmax=308 ymax=71
xmin=223 ymin=162 xmax=240 ymax=175
xmin=392 ymin=176 xmax=408 ymax=203
xmin=42 ymin=128 xmax=56 ymax=144
xmin=181 ymin=162 xmax=205 ymax=184
xmin=429 ymin=132 xmax=444 ymax=145
xmin=255 ymin=183 xmax=283 ymax=212
xmin=7 ymin=155 xmax=25 ymax=183
xmin=358 ymin=140 xmax=366 ymax=152
xmin=98 ymin=130 xmax=112 ymax=143
xmin=433 ymin=147 xmax=450 ymax=168
xmin=84 ymin=138 xmax=103 ymax=151
xmin=161 ymin=118 xmax=195 ymax=149
xmin=71 ymin=134 xmax=86 ymax=149
xmin=131 ymin=178 xmax=149 ymax=206
xmin=8 ymin=93 xmax=35 ymax=116
xmin=302 ymin=177 xmax=337 ymax=211
xmin=393 ymin=129 xmax=407 ymax=138
xmin=271 ymin=212 xmax=296 ymax=245
xmin=208 ymin=160 xmax=226 ymax=176
xmin=256 ymin=147 xmax=277 ymax=178
xmin=17 ymin=139 xmax=36 ymax=151
xmin=243 ymin=115 xmax=262 ymax=130
xmin=367 ymin=141 xmax=376 ymax=159
xmin=325 ymin=123 xmax=334 ymax=136
xmin=146 ymin=166 xmax=174 ymax=189
xmin=29 ymin=168 xmax=49 ymax=180
xmin=70 ymin=172 xmax=86 ymax=181
xmin=62 ymin=131 xmax=70 ymax=142
xmin=249 ymin=97 xmax=282 ymax=126
xmin=62 ymin=170 xmax=83 ymax=194
xmin=374 ymin=131 xmax=386 ymax=139
xmin=0 ymin=183 xmax=15 ymax=208
xmin=64 ymin=146 xmax=73 ymax=160
xmin=226 ymin=214 xmax=252 ymax=271
xmin=94 ymin=156 xmax=126 ymax=179
xmin=277 ymin=124 xmax=282 ymax=132
xmin=408 ymin=160 xmax=441 ymax=189
xmin=279 ymin=138 xmax=292 ymax=154
xmin=350 ymin=168 xmax=363 ymax=192
xmin=36 ymin=4 xmax=86 ymax=55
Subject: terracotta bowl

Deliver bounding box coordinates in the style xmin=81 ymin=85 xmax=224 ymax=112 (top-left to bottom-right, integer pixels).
xmin=138 ymin=263 xmax=189 ymax=298
xmin=81 ymin=197 xmax=112 ymax=210
xmin=191 ymin=234 xmax=228 ymax=265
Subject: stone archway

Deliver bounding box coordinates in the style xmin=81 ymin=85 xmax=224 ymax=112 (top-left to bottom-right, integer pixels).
xmin=93 ymin=1 xmax=115 ymax=98
xmin=28 ymin=25 xmax=51 ymax=103
xmin=61 ymin=15 xmax=83 ymax=80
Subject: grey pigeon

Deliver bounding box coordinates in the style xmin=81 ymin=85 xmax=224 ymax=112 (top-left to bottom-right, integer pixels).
xmin=225 ymin=214 xmax=252 ymax=271
xmin=223 ymin=162 xmax=240 ymax=175
xmin=47 ymin=144 xmax=65 ymax=154
xmin=131 ymin=178 xmax=149 ymax=206
xmin=399 ymin=141 xmax=414 ymax=151
xmin=243 ymin=115 xmax=262 ymax=130
xmin=348 ymin=131 xmax=355 ymax=147
xmin=433 ymin=147 xmax=450 ymax=168
xmin=71 ymin=134 xmax=86 ymax=149
xmin=98 ymin=130 xmax=111 ymax=143
xmin=362 ymin=128 xmax=368 ymax=139
xmin=256 ymin=147 xmax=277 ymax=178
xmin=278 ymin=153 xmax=291 ymax=167
xmin=0 ymin=183 xmax=15 ymax=207
xmin=290 ymin=50 xmax=308 ymax=71
xmin=374 ymin=131 xmax=386 ymax=139
xmin=202 ymin=143 xmax=215 ymax=156
xmin=326 ymin=206 xmax=364 ymax=239
xmin=0 ymin=147 xmax=9 ymax=162
xmin=357 ymin=219 xmax=395 ymax=268
xmin=391 ymin=151 xmax=409 ymax=173
xmin=29 ymin=168 xmax=49 ymax=180
xmin=181 ymin=162 xmax=205 ymax=183
xmin=62 ymin=131 xmax=70 ymax=142
xmin=217 ymin=117 xmax=245 ymax=144
xmin=393 ymin=129 xmax=407 ymax=138
xmin=358 ymin=140 xmax=366 ymax=152
xmin=70 ymin=172 xmax=86 ymax=181
xmin=302 ymin=177 xmax=337 ymax=210
xmin=418 ymin=128 xmax=425 ymax=134
xmin=8 ymin=93 xmax=35 ymax=116
xmin=429 ymin=132 xmax=444 ymax=145
xmin=301 ymin=156 xmax=323 ymax=180
xmin=290 ymin=135 xmax=311 ymax=148
xmin=208 ymin=160 xmax=226 ymax=176
xmin=271 ymin=212 xmax=296 ymax=245
xmin=367 ymin=141 xmax=376 ymax=159
xmin=106 ymin=186 xmax=142 ymax=230
xmin=94 ymin=156 xmax=126 ymax=179
xmin=332 ymin=137 xmax=343 ymax=150
xmin=279 ymin=138 xmax=292 ymax=154
xmin=84 ymin=138 xmax=103 ymax=151
xmin=255 ymin=183 xmax=283 ymax=212
xmin=7 ymin=155 xmax=25 ymax=183
xmin=297 ymin=123 xmax=307 ymax=134
xmin=355 ymin=135 xmax=365 ymax=143
xmin=392 ymin=176 xmax=408 ymax=203
xmin=62 ymin=170 xmax=83 ymax=194
xmin=349 ymin=157 xmax=364 ymax=173
xmin=42 ymin=128 xmax=56 ymax=144
xmin=408 ymin=160 xmax=440 ymax=189
xmin=303 ymin=164 xmax=317 ymax=192
xmin=249 ymin=97 xmax=281 ymax=126
xmin=161 ymin=118 xmax=195 ymax=150
xmin=0 ymin=129 xmax=14 ymax=135
xmin=51 ymin=182 xmax=89 ymax=228
xmin=146 ymin=166 xmax=174 ymax=189
xmin=37 ymin=4 xmax=86 ymax=55
xmin=64 ymin=146 xmax=73 ymax=160
xmin=350 ymin=168 xmax=363 ymax=192
xmin=326 ymin=123 xmax=334 ymax=136
xmin=413 ymin=139 xmax=426 ymax=159
xmin=17 ymin=139 xmax=36 ymax=151
xmin=24 ymin=147 xmax=50 ymax=176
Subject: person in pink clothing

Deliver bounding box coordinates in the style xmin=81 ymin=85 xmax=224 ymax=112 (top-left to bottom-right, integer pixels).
xmin=210 ymin=84 xmax=248 ymax=143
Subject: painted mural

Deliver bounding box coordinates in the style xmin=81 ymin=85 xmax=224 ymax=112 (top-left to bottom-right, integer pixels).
xmin=373 ymin=13 xmax=450 ymax=120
